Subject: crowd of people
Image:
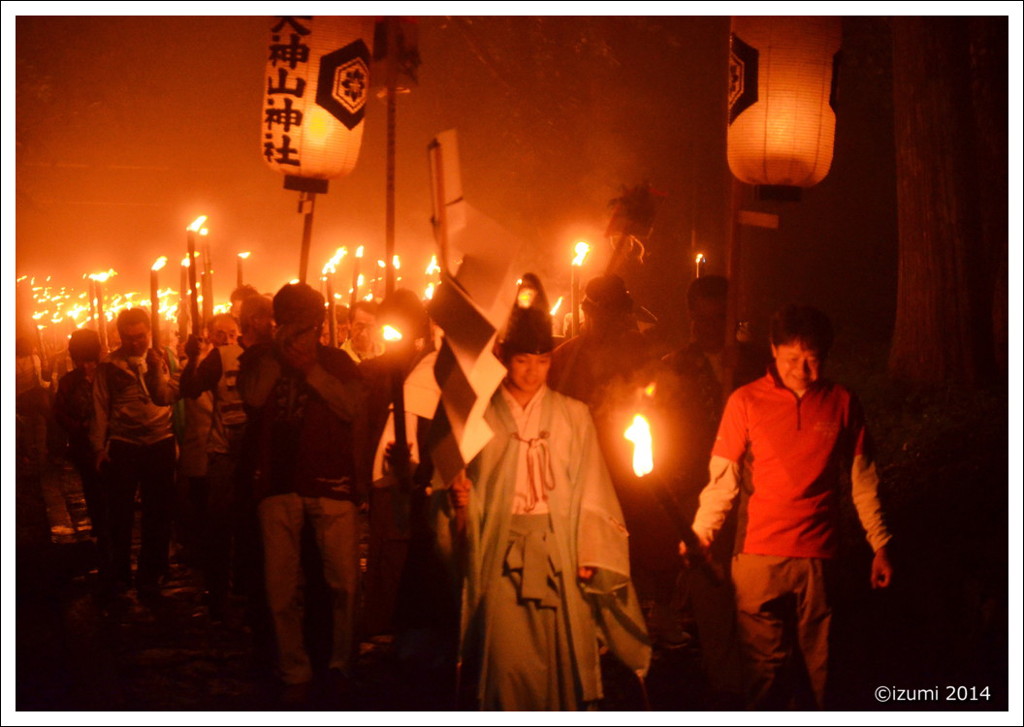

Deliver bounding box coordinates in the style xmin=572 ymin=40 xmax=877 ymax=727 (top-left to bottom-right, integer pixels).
xmin=18 ymin=269 xmax=894 ymax=711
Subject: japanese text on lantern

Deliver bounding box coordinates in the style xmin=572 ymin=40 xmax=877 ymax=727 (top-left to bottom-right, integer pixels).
xmin=263 ymin=16 xmax=311 ymax=167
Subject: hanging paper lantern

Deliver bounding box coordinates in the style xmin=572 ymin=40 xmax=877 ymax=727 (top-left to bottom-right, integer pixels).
xmin=727 ymin=17 xmax=842 ymax=191
xmin=261 ymin=16 xmax=375 ymax=192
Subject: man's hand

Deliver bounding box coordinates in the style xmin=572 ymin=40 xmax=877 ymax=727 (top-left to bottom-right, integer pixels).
xmin=679 ymin=527 xmax=713 ymax=558
xmin=871 ymin=544 xmax=894 ymax=589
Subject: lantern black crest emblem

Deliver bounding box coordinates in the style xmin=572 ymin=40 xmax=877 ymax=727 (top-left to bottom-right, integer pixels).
xmin=728 ymin=33 xmax=759 ymax=125
xmin=316 ymin=39 xmax=371 ymax=130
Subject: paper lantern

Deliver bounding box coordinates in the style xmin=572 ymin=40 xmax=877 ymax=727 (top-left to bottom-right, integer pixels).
xmin=728 ymin=17 xmax=842 ymax=190
xmin=261 ymin=16 xmax=375 ymax=192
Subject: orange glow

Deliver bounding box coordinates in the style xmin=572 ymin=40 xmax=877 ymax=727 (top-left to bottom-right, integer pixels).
xmin=624 ymin=414 xmax=654 ymax=477
xmin=517 ymin=287 xmax=536 ymax=309
xmin=572 ymin=241 xmax=591 ymax=267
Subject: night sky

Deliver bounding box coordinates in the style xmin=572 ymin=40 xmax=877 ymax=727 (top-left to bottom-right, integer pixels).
xmin=12 ymin=10 xmax=921 ymax=346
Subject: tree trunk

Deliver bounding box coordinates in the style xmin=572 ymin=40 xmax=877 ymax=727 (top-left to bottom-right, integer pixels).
xmin=888 ymin=17 xmax=1007 ymax=388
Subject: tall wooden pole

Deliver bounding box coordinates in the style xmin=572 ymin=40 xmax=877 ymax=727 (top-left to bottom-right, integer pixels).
xmin=298 ymin=191 xmax=317 ymax=284
xmin=384 ymin=17 xmax=399 ymax=299
xmin=187 ymin=232 xmax=201 ymax=336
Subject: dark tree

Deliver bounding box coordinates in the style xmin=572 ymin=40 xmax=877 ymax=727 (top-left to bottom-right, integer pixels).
xmin=888 ymin=17 xmax=1008 ymax=388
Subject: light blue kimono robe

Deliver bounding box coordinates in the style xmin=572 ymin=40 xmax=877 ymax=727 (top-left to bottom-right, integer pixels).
xmin=461 ymin=386 xmax=651 ymax=709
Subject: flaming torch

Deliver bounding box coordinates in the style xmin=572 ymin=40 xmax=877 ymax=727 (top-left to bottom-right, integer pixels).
xmin=570 ymin=241 xmax=591 ymax=338
xmin=350 ymin=245 xmax=365 ymax=309
xmin=88 ymin=269 xmax=117 ymax=352
xmin=624 ymin=413 xmax=654 ymax=478
xmin=695 ymin=252 xmax=707 ymax=279
xmin=179 ymin=256 xmax=191 ymax=341
xmin=323 ymin=247 xmax=347 ymax=347
xmin=201 ymin=228 xmax=213 ymax=325
xmin=186 ymin=215 xmax=207 ymax=335
xmin=237 ymin=251 xmax=251 ymax=288
xmin=550 ymin=296 xmax=564 ymax=336
xmin=151 ymin=256 xmax=167 ymax=350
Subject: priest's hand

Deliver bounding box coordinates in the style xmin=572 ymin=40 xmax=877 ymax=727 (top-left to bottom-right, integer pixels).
xmin=449 ymin=471 xmax=471 ymax=510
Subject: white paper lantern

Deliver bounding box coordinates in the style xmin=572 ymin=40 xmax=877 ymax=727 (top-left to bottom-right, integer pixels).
xmin=261 ymin=16 xmax=375 ymax=192
xmin=728 ymin=17 xmax=842 ymax=189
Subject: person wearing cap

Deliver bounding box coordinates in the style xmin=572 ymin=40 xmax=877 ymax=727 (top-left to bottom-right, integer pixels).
xmin=451 ymin=274 xmax=650 ymax=710
xmin=683 ymin=304 xmax=894 ymax=708
xmin=54 ymin=328 xmax=110 ymax=576
xmin=90 ymin=307 xmax=177 ymax=594
xmin=549 ymin=275 xmax=681 ymax=648
xmin=237 ymin=282 xmax=368 ymax=704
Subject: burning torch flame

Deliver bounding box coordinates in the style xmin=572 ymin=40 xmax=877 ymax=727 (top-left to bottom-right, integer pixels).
xmin=424 ymin=282 xmax=436 ymax=300
xmin=382 ymin=325 xmax=403 ymax=342
xmin=550 ymin=296 xmax=564 ymax=316
xmin=426 ymin=255 xmax=441 ymax=275
xmin=187 ymin=215 xmax=208 ymax=232
xmin=392 ymin=255 xmax=401 ymax=270
xmin=238 ymin=251 xmax=251 ymax=260
xmin=624 ymin=414 xmax=654 ymax=478
xmin=355 ymin=245 xmax=365 ymax=259
xmin=572 ymin=241 xmax=591 ymax=267
xmin=152 ymin=256 xmax=168 ymax=272
xmin=322 ymin=247 xmax=346 ymax=276
xmin=88 ymin=269 xmax=118 ymax=283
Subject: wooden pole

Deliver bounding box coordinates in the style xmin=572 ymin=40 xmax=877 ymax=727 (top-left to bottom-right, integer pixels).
xmin=187 ymin=232 xmax=201 ymax=336
xmin=298 ymin=191 xmax=317 ymax=284
xmin=384 ymin=17 xmax=399 ymax=299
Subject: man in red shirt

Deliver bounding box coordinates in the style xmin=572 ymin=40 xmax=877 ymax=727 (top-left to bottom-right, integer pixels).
xmin=683 ymin=304 xmax=894 ymax=709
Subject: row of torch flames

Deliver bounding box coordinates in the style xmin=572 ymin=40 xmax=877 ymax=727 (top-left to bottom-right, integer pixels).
xmin=18 ymin=220 xmax=710 ymax=479
xmin=20 ymin=222 xmax=620 ymax=349
xmin=18 ymin=217 xmax=455 ymax=352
